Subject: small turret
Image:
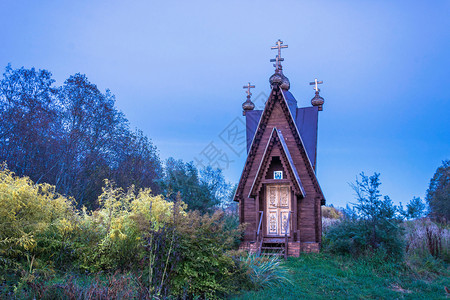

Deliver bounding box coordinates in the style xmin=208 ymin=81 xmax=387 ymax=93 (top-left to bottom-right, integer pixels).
xmin=269 ymin=40 xmax=290 ymax=91
xmin=269 ymin=64 xmax=290 ymax=90
xmin=309 ymin=78 xmax=325 ymax=111
xmin=242 ymin=82 xmax=255 ymax=116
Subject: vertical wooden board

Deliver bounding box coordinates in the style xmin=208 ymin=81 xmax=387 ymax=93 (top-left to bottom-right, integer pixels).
xmin=238 ymin=90 xmax=324 ymax=244
xmin=298 ymin=195 xmax=317 ymax=242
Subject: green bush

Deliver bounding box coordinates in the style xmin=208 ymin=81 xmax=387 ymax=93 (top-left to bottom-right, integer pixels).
xmin=324 ymin=173 xmax=405 ymax=259
xmin=171 ymin=210 xmax=245 ymax=298
xmin=0 ymin=168 xmax=249 ymax=299
xmin=324 ymin=217 xmax=404 ymax=259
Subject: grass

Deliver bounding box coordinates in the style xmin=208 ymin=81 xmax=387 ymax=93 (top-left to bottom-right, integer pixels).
xmin=233 ymin=253 xmax=450 ymax=300
xmin=1 ymin=271 xmax=143 ymax=299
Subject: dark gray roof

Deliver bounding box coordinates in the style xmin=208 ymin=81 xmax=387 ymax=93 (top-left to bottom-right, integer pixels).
xmin=282 ymin=90 xmax=298 ymax=118
xmin=246 ymin=110 xmax=262 ymax=153
xmin=295 ymin=106 xmax=319 ymax=169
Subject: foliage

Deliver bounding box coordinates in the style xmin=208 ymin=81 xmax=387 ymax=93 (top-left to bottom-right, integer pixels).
xmin=402 ymin=196 xmax=427 ymax=220
xmin=0 ymin=64 xmax=237 ymax=211
xmin=324 ymin=173 xmax=405 ymax=259
xmin=426 ymin=160 xmax=450 ymax=221
xmin=0 ymin=65 xmax=162 ymax=209
xmin=239 ymin=254 xmax=292 ymax=291
xmin=0 ymin=165 xmax=77 ymax=272
xmin=350 ymin=172 xmax=398 ymax=221
xmin=171 ymin=210 xmax=245 ymax=298
xmin=73 ymin=181 xmax=179 ymax=272
xmin=160 ymin=157 xmax=233 ymax=213
xmin=321 ymin=205 xmax=343 ymax=219
xmin=0 ymin=64 xmax=59 ymax=186
xmin=0 ymin=168 xmax=248 ymax=299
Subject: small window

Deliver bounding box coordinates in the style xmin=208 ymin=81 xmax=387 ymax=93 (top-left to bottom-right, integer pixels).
xmin=274 ymin=171 xmax=283 ymax=179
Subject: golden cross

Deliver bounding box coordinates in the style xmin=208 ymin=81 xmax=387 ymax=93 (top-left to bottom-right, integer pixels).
xmin=309 ymin=78 xmax=323 ymax=92
xmin=270 ymin=55 xmax=284 ymax=69
xmin=271 ymin=39 xmax=288 ymax=58
xmin=243 ymin=82 xmax=255 ymax=97
xmin=271 ymin=40 xmax=288 ymax=70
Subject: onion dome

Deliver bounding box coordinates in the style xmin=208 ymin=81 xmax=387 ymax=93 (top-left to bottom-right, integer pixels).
xmin=280 ymin=74 xmax=290 ymax=90
xmin=269 ymin=68 xmax=290 ymax=90
xmin=269 ymin=72 xmax=283 ymax=87
xmin=242 ymin=96 xmax=255 ymax=115
xmin=269 ymin=40 xmax=290 ymax=90
xmin=311 ymin=90 xmax=324 ymax=111
xmin=242 ymin=82 xmax=256 ymax=115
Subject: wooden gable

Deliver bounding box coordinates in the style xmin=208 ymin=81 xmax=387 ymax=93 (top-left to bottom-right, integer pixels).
xmin=248 ymin=128 xmax=305 ymax=198
xmin=234 ymin=87 xmax=325 ymax=205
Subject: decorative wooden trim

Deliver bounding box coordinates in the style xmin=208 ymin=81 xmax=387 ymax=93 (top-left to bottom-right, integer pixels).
xmin=261 ymin=179 xmax=291 ymax=184
xmin=234 ymin=89 xmax=279 ymax=202
xmin=234 ymin=87 xmax=325 ymax=205
xmin=279 ymin=91 xmax=325 ymax=204
xmin=248 ymin=128 xmax=304 ymax=198
xmin=255 ymin=193 xmax=260 ymax=237
xmin=277 ymin=130 xmax=306 ymax=196
xmin=249 ymin=128 xmax=278 ymax=197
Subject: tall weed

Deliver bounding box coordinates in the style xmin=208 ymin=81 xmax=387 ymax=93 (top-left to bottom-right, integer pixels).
xmin=404 ymin=219 xmax=449 ymax=262
xmin=240 ymin=254 xmax=292 ymax=290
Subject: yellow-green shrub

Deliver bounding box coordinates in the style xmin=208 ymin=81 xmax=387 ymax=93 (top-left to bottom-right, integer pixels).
xmin=1 ymin=168 xmax=246 ymax=298
xmin=0 ymin=167 xmax=76 ymax=268
xmin=74 ymin=180 xmax=186 ymax=272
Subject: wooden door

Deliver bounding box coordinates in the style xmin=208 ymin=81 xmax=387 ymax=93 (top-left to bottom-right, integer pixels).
xmin=266 ymin=185 xmax=291 ymax=236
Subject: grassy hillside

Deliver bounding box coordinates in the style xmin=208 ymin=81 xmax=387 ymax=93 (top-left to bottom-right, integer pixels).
xmin=234 ymin=253 xmax=449 ymax=299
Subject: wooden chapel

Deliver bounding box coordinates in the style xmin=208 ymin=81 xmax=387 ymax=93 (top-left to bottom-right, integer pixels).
xmin=235 ymin=40 xmax=326 ymax=257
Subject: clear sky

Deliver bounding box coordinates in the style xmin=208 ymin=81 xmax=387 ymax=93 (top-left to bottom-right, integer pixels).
xmin=1 ymin=0 xmax=449 ymax=208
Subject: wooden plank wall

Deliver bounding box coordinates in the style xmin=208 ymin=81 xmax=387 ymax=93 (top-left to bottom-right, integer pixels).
xmin=241 ymin=99 xmax=321 ymax=243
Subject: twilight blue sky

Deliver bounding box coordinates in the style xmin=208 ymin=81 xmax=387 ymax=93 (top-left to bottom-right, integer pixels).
xmin=1 ymin=0 xmax=449 ymax=208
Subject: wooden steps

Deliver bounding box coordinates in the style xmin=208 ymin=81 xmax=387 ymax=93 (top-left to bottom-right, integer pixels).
xmin=259 ymin=238 xmax=288 ymax=258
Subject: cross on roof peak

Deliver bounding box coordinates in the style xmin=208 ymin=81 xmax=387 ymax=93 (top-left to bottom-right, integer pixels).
xmin=243 ymin=82 xmax=255 ymax=97
xmin=309 ymin=78 xmax=323 ymax=92
xmin=271 ymin=39 xmax=288 ymax=56
xmin=271 ymin=39 xmax=288 ymax=70
xmin=270 ymin=55 xmax=284 ymax=69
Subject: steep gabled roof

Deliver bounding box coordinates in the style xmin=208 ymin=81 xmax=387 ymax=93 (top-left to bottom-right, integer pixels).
xmin=245 ymin=92 xmax=319 ymax=169
xmin=248 ymin=128 xmax=305 ymax=198
xmin=234 ymin=86 xmax=325 ymax=204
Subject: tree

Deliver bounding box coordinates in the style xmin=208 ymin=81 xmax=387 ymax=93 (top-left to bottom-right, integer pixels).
xmin=426 ymin=160 xmax=450 ymax=221
xmin=325 ymin=173 xmax=404 ymax=259
xmin=350 ymin=172 xmax=398 ymax=221
xmin=0 ymin=64 xmax=60 ymax=184
xmin=403 ymin=197 xmax=427 ymax=220
xmin=160 ymin=158 xmax=232 ymax=213
xmin=57 ymin=73 xmax=123 ymax=207
xmin=113 ymin=129 xmax=162 ymax=195
xmin=199 ymin=165 xmax=232 ymax=208
xmin=1 ymin=65 xmax=163 ymax=209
